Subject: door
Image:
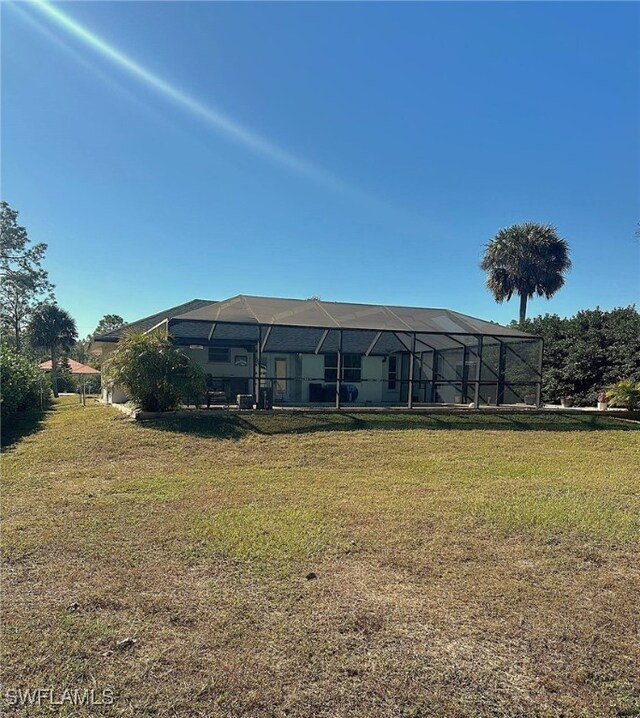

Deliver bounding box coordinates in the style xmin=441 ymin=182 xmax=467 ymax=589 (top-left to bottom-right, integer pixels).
xmin=274 ymin=358 xmax=287 ymax=402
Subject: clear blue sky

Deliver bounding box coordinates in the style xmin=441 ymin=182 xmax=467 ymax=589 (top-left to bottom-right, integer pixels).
xmin=3 ymin=1 xmax=639 ymax=337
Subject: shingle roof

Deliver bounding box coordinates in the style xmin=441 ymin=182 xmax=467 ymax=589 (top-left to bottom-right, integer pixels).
xmin=173 ymin=295 xmax=534 ymax=338
xmin=93 ymin=299 xmax=216 ymax=342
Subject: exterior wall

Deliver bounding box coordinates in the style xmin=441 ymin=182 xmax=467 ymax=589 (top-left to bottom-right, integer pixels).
xmin=95 ymin=343 xmax=129 ymax=404
xmin=185 ymin=348 xmax=406 ymax=406
xmin=280 ymin=352 xmax=396 ymax=406
xmin=186 ymin=346 xmax=254 ymax=401
xmin=102 ymin=384 xmax=128 ymax=404
xmin=186 ymin=346 xmax=253 ymax=382
xmin=300 ymin=354 xmax=323 ymax=403
xmin=96 ymin=336 xmax=541 ymax=408
xmin=359 ymin=355 xmax=387 ymax=404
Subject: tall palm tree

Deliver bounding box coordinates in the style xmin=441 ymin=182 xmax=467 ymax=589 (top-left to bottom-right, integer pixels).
xmin=481 ymin=222 xmax=571 ymax=325
xmin=28 ymin=304 xmax=78 ymax=397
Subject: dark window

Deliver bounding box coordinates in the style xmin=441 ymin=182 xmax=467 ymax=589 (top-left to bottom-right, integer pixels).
xmin=388 ymin=355 xmax=397 ymax=390
xmin=324 ymin=353 xmax=337 ymax=382
xmin=208 ymin=347 xmax=230 ymax=363
xmin=343 ymin=354 xmax=362 ymax=382
xmin=324 ymin=353 xmax=361 ymax=382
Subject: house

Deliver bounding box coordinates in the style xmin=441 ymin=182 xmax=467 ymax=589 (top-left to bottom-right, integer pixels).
xmin=92 ymin=295 xmax=542 ymax=408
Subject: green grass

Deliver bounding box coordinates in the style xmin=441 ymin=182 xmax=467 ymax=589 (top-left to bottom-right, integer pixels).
xmin=471 ymin=488 xmax=640 ymax=542
xmin=191 ymin=506 xmax=336 ymax=571
xmin=2 ymin=397 xmax=639 ymax=717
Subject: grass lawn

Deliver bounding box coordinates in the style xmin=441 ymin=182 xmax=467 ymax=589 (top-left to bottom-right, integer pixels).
xmin=2 ymin=398 xmax=639 ymax=717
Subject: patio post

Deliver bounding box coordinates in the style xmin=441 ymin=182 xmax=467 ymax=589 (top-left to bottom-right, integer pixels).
xmin=496 ymin=339 xmax=506 ymax=406
xmin=535 ymin=337 xmax=544 ymax=408
xmin=474 ymin=335 xmax=483 ymax=409
xmin=256 ymin=325 xmax=262 ymax=408
xmin=407 ymin=333 xmax=416 ymax=409
xmin=335 ymin=329 xmax=343 ymax=409
xmin=430 ymin=350 xmax=438 ymax=403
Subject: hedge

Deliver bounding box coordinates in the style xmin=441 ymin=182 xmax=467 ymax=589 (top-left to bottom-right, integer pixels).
xmin=0 ymin=344 xmax=50 ymax=418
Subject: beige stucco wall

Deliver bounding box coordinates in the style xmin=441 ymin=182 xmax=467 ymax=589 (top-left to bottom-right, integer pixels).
xmin=186 ymin=347 xmax=399 ymax=405
xmin=96 ymin=338 xmax=414 ymax=406
xmin=92 ymin=342 xmax=129 ymax=404
xmin=185 ymin=347 xmax=253 ymax=380
xmin=297 ymin=352 xmax=400 ymax=405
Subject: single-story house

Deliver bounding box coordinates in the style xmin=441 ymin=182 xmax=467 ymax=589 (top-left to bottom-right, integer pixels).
xmin=92 ymin=295 xmax=543 ymax=408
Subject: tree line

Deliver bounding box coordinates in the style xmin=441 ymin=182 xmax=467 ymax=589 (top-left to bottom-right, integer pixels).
xmin=517 ymin=307 xmax=640 ymax=406
xmin=1 ymin=201 xmax=126 ymax=409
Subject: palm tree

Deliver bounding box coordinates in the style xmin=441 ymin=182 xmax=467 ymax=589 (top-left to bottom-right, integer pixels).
xmin=481 ymin=223 xmax=571 ymax=325
xmin=28 ymin=304 xmax=78 ymax=397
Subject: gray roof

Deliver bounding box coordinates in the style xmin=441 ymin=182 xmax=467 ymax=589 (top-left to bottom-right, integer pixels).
xmin=94 ymin=299 xmax=216 ymax=342
xmin=174 ymin=295 xmax=534 ymax=338
xmin=94 ymin=295 xmax=537 ymax=355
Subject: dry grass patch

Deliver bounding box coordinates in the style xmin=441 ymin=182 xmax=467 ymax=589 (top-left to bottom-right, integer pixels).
xmin=1 ymin=398 xmax=639 ymax=716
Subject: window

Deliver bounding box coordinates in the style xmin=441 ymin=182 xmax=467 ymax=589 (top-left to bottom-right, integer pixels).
xmin=208 ymin=347 xmax=230 ymax=363
xmin=324 ymin=353 xmax=361 ymax=382
xmin=324 ymin=353 xmax=337 ymax=382
xmin=343 ymin=354 xmax=362 ymax=382
xmin=388 ymin=355 xmax=397 ymax=390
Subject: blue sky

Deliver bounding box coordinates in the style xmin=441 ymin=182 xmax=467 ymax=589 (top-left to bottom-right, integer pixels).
xmin=3 ymin=1 xmax=639 ymax=336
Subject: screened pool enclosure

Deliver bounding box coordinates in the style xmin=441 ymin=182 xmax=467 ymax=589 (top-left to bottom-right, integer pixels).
xmin=143 ymin=295 xmax=544 ymax=409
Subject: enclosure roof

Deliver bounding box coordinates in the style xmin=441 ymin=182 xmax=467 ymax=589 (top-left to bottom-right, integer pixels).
xmin=40 ymin=359 xmax=100 ymax=375
xmin=94 ymin=299 xmax=216 ymax=342
xmin=174 ymin=295 xmax=534 ymax=337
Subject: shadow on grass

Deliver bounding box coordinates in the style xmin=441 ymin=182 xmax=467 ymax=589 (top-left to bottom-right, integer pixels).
xmin=141 ymin=410 xmax=640 ymax=440
xmin=1 ymin=405 xmax=51 ymax=452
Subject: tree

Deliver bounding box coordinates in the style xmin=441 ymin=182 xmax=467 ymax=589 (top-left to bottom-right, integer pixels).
xmin=94 ymin=314 xmax=125 ymax=337
xmin=481 ymin=223 xmax=571 ymax=325
xmin=27 ymin=304 xmax=78 ymax=398
xmin=518 ymin=306 xmax=640 ymax=405
xmin=105 ymin=332 xmax=205 ymax=411
xmin=0 ymin=202 xmax=55 ymax=348
xmin=1 ymin=274 xmax=55 ymax=351
xmin=70 ymin=335 xmax=92 ymax=365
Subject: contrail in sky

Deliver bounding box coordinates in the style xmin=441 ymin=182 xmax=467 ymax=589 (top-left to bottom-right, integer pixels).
xmin=26 ymin=0 xmax=369 ymax=201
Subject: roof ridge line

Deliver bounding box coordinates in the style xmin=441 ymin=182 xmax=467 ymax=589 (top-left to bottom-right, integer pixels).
xmin=382 ymin=306 xmax=414 ymax=332
xmin=313 ymin=298 xmax=341 ymax=327
xmin=241 ymin=295 xmax=260 ymax=323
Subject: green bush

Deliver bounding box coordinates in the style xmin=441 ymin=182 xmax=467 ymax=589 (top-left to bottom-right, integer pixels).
xmin=0 ymin=344 xmax=50 ymax=418
xmin=54 ymin=370 xmax=76 ymax=393
xmin=105 ymin=332 xmax=205 ymax=412
xmin=606 ymin=380 xmax=640 ymax=411
xmin=518 ymin=307 xmax=640 ymax=406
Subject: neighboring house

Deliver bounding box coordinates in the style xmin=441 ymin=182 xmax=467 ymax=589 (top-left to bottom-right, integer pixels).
xmin=39 ymin=358 xmax=101 ymax=376
xmin=92 ymin=295 xmax=542 ymax=408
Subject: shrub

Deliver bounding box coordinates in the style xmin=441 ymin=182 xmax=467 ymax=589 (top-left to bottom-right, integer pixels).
xmin=518 ymin=307 xmax=640 ymax=405
xmin=0 ymin=344 xmax=50 ymax=418
xmin=54 ymin=370 xmax=76 ymax=393
xmin=606 ymin=380 xmax=640 ymax=411
xmin=104 ymin=332 xmax=205 ymax=411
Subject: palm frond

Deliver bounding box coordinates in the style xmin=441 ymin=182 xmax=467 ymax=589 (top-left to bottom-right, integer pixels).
xmin=480 ymin=222 xmax=571 ymax=313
